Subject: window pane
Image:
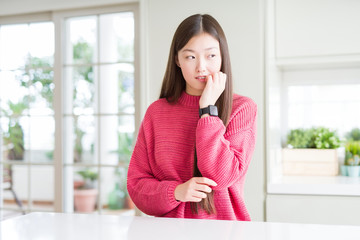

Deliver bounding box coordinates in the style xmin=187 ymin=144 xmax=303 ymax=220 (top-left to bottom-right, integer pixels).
xmin=99 ymin=12 xmax=134 ymax=62
xmin=29 ymin=22 xmax=54 ymax=66
xmin=28 ymin=65 xmax=55 ymax=114
xmin=0 ymin=70 xmax=30 ymax=114
xmin=100 ymin=116 xmax=134 ymax=165
xmin=64 ymin=66 xmax=97 ymax=115
xmin=2 ymin=164 xmax=28 ymax=211
xmin=2 ymin=116 xmax=30 ymax=162
xmin=73 ymin=115 xmax=96 ymax=164
xmin=287 ymin=84 xmax=360 ymax=137
xmin=30 ymin=165 xmax=54 ymax=211
xmin=72 ymin=166 xmax=99 ymax=213
xmin=66 ymin=16 xmax=97 ymax=65
xmin=100 ymin=166 xmax=134 ymax=213
xmin=99 ymin=64 xmax=134 ymax=114
xmin=0 ymin=24 xmax=29 ymax=70
xmin=63 ymin=115 xmax=96 ymax=165
xmin=29 ymin=116 xmax=54 ymax=163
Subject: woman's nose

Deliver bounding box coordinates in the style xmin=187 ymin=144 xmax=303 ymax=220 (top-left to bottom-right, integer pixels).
xmin=196 ymin=58 xmax=206 ymax=73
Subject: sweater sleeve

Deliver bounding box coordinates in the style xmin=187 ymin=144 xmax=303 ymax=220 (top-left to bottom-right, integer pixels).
xmin=127 ymin=120 xmax=181 ymax=216
xmin=195 ymin=98 xmax=257 ymax=190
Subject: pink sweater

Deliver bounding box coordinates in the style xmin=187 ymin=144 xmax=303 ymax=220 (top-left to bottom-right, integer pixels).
xmin=127 ymin=91 xmax=257 ymax=220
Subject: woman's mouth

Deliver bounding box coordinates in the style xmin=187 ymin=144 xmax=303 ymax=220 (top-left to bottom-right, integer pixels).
xmin=196 ymin=76 xmax=207 ymax=82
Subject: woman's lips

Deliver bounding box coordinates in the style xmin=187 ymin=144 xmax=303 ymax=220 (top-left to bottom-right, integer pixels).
xmin=196 ymin=76 xmax=207 ymax=82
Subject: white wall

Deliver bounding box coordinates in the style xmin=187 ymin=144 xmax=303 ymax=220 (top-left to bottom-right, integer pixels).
xmin=276 ymin=0 xmax=360 ymax=58
xmin=0 ymin=0 xmax=266 ymax=221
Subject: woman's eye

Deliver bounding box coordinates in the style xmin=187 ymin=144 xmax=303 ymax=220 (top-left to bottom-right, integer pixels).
xmin=208 ymin=54 xmax=216 ymax=58
xmin=186 ymin=56 xmax=195 ymax=60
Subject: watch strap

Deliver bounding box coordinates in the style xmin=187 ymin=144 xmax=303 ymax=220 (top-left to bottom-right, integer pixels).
xmin=199 ymin=105 xmax=218 ymax=118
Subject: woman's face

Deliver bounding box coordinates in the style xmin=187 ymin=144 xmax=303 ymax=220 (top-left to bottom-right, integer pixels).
xmin=177 ymin=33 xmax=222 ymax=96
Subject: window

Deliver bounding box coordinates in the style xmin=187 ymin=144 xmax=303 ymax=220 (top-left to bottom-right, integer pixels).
xmin=282 ymin=68 xmax=360 ymax=142
xmin=0 ymin=21 xmax=55 ymax=215
xmin=61 ymin=10 xmax=137 ymax=214
xmin=1 ymin=5 xmax=138 ymax=218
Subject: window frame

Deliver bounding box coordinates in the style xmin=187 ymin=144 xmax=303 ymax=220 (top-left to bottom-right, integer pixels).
xmin=53 ymin=4 xmax=140 ymax=213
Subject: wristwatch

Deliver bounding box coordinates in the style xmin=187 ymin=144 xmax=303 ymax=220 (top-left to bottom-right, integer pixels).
xmin=199 ymin=105 xmax=218 ymax=118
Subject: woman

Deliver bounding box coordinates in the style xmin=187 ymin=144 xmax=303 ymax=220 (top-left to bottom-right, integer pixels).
xmin=127 ymin=14 xmax=257 ymax=220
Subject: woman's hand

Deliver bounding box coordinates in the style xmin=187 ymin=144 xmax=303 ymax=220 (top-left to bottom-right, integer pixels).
xmin=199 ymin=72 xmax=226 ymax=108
xmin=174 ymin=177 xmax=217 ymax=202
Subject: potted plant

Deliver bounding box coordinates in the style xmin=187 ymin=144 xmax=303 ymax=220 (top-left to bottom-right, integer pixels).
xmin=283 ymin=127 xmax=341 ymax=176
xmin=2 ymin=100 xmax=28 ymax=160
xmin=74 ymin=168 xmax=98 ymax=213
xmin=341 ymin=128 xmax=360 ymax=176
xmin=343 ymin=141 xmax=360 ymax=177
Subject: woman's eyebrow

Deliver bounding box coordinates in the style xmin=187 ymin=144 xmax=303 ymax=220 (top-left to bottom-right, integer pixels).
xmin=181 ymin=49 xmax=195 ymax=53
xmin=204 ymin=47 xmax=219 ymax=51
xmin=181 ymin=47 xmax=219 ymax=53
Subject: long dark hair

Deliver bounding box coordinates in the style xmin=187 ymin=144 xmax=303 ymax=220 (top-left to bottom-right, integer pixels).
xmin=159 ymin=14 xmax=233 ymax=215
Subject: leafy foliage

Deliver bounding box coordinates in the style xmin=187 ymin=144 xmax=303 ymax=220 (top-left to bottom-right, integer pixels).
xmin=287 ymin=129 xmax=312 ymax=148
xmin=311 ymin=127 xmax=341 ymax=149
xmin=286 ymin=127 xmax=340 ymax=149
xmin=346 ymin=128 xmax=360 ymax=141
xmin=76 ymin=169 xmax=98 ymax=189
xmin=344 ymin=129 xmax=360 ymax=166
xmin=3 ymin=122 xmax=25 ymax=160
xmin=2 ymin=100 xmax=28 ymax=160
xmin=116 ymin=132 xmax=134 ymax=165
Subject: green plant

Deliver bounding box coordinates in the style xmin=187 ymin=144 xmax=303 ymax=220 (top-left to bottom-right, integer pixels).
xmin=76 ymin=169 xmax=98 ymax=189
xmin=19 ymin=57 xmax=54 ymax=108
xmin=344 ymin=141 xmax=360 ymax=166
xmin=286 ymin=127 xmax=340 ymax=149
xmin=346 ymin=128 xmax=360 ymax=141
xmin=2 ymin=99 xmax=28 ymax=160
xmin=310 ymin=127 xmax=341 ymax=149
xmin=116 ymin=132 xmax=133 ymax=165
xmin=287 ymin=128 xmax=312 ymax=148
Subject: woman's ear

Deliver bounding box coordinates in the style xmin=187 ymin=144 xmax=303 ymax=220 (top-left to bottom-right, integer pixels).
xmin=175 ymin=55 xmax=180 ymax=68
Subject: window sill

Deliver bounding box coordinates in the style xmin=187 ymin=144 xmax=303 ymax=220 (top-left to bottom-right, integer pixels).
xmin=267 ymin=176 xmax=360 ymax=196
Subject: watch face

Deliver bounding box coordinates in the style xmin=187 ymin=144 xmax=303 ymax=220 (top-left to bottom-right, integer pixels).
xmin=209 ymin=105 xmax=218 ymax=116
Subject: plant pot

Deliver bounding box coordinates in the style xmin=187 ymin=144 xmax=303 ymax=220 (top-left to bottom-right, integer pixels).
xmin=74 ymin=189 xmax=98 ymax=213
xmin=73 ymin=180 xmax=84 ymax=189
xmin=347 ymin=166 xmax=360 ymax=177
xmin=340 ymin=165 xmax=348 ymax=176
xmin=282 ymin=148 xmax=340 ymax=176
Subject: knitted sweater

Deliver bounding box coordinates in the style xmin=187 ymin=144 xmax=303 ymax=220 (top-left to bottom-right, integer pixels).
xmin=127 ymin=91 xmax=257 ymax=220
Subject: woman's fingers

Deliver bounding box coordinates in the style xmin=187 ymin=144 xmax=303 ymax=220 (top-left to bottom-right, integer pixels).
xmin=192 ymin=190 xmax=208 ymax=199
xmin=194 ymin=177 xmax=217 ymax=187
xmin=174 ymin=177 xmax=217 ymax=202
xmin=199 ymin=71 xmax=227 ymax=108
xmin=189 ymin=196 xmax=203 ymax=202
xmin=195 ymin=184 xmax=212 ymax=193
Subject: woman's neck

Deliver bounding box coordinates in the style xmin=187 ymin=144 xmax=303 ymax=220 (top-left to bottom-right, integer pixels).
xmin=178 ymin=91 xmax=201 ymax=107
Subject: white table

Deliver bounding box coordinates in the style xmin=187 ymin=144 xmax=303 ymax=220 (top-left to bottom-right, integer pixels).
xmin=1 ymin=212 xmax=360 ymax=240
